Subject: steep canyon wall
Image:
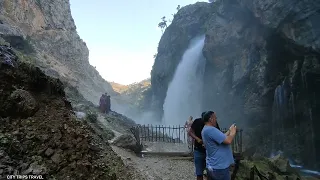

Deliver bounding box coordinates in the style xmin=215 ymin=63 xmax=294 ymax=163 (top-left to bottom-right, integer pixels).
xmin=0 ymin=0 xmax=116 ymax=104
xmin=151 ymin=0 xmax=320 ymax=169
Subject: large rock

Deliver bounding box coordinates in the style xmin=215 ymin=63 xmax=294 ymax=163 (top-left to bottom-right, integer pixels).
xmin=112 ymin=134 xmax=140 ymax=152
xmin=7 ymin=89 xmax=38 ymax=118
xmin=236 ymin=157 xmax=300 ymax=180
xmin=150 ymin=0 xmax=320 ymax=169
xmin=270 ymin=154 xmax=291 ymax=173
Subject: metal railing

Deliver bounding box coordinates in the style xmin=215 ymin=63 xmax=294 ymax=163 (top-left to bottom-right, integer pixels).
xmin=130 ymin=124 xmax=243 ymax=153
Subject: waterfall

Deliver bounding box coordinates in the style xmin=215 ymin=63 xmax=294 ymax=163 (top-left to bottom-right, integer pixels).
xmin=162 ymin=35 xmax=206 ymax=126
xmin=271 ymin=83 xmax=287 ymax=153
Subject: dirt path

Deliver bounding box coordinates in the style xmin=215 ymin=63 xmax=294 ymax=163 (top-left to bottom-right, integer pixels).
xmin=109 ymin=130 xmax=197 ymax=180
xmin=97 ymin=113 xmax=198 ymax=179
xmin=111 ymin=145 xmax=196 ymax=180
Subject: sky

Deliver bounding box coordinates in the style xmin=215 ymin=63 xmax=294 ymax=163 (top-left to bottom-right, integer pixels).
xmin=70 ymin=0 xmax=207 ymax=85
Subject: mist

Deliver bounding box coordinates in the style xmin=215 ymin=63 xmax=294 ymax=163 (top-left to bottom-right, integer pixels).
xmin=162 ymin=35 xmax=206 ymax=126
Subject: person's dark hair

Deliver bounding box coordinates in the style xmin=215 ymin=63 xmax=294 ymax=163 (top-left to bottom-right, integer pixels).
xmin=203 ymin=111 xmax=221 ymax=130
xmin=203 ymin=111 xmax=214 ymax=122
xmin=201 ymin=111 xmax=206 ymax=119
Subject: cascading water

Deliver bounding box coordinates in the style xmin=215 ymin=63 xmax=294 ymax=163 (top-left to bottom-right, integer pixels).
xmin=162 ymin=35 xmax=206 ymax=126
xmin=271 ymin=83 xmax=287 ymax=153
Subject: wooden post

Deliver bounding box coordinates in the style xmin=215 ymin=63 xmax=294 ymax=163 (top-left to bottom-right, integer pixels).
xmin=151 ymin=124 xmax=153 ymax=142
xmin=162 ymin=125 xmax=165 ymax=142
xmin=178 ymin=126 xmax=181 ymax=143
xmin=159 ymin=125 xmax=161 ymax=142
xmin=169 ymin=125 xmax=171 ymax=142
xmin=155 ymin=125 xmax=158 ymax=142
xmin=147 ymin=124 xmax=150 ymax=141
xmin=143 ymin=125 xmax=146 ymax=141
xmin=172 ymin=125 xmax=175 ymax=143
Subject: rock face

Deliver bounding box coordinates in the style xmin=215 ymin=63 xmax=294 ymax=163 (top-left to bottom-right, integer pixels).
xmin=0 ymin=45 xmax=136 ymax=179
xmin=151 ymin=0 xmax=320 ymax=169
xmin=0 ymin=0 xmax=116 ymax=104
xmin=151 ymin=2 xmax=212 ymax=117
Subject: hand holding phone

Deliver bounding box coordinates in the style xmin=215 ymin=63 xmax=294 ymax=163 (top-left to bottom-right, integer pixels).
xmin=230 ymin=123 xmax=237 ymax=135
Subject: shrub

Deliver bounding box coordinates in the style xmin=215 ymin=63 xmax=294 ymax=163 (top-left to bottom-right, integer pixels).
xmin=86 ymin=111 xmax=98 ymax=123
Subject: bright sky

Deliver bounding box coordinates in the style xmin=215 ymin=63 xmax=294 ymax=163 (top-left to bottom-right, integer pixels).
xmin=70 ymin=0 xmax=207 ymax=85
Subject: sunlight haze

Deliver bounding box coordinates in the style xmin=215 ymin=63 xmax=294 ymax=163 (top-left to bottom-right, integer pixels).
xmin=70 ymin=0 xmax=207 ymax=85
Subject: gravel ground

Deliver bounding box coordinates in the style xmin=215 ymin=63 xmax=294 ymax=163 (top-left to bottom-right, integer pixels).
xmin=111 ymin=145 xmax=197 ymax=180
xmin=144 ymin=142 xmax=190 ymax=153
xmin=109 ymin=130 xmax=198 ymax=180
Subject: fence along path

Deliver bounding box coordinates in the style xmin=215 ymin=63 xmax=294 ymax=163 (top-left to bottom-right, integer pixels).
xmin=130 ymin=124 xmax=243 ymax=153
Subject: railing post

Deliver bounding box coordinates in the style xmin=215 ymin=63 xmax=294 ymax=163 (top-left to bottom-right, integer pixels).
xmin=178 ymin=126 xmax=181 ymax=143
xmin=240 ymin=129 xmax=243 ymax=153
xmin=169 ymin=125 xmax=171 ymax=142
xmin=151 ymin=124 xmax=153 ymax=142
xmin=147 ymin=124 xmax=150 ymax=141
xmin=156 ymin=125 xmax=158 ymax=142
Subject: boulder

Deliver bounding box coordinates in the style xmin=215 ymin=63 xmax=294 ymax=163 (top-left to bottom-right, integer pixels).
xmin=112 ymin=134 xmax=140 ymax=152
xmin=7 ymin=89 xmax=38 ymax=118
xmin=269 ymin=154 xmax=291 ymax=173
xmin=236 ymin=156 xmax=301 ymax=180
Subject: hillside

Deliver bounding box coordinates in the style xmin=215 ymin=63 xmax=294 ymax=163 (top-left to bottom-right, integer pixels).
xmin=109 ymin=79 xmax=152 ymax=118
xmin=0 ymin=45 xmax=140 ymax=179
xmin=0 ymin=0 xmax=116 ymax=104
xmin=110 ymin=79 xmax=151 ymax=94
xmin=0 ymin=1 xmax=146 ymax=179
xmin=109 ymin=82 xmax=127 ymax=94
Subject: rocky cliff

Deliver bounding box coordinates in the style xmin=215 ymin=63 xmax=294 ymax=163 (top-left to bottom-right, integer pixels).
xmin=0 ymin=45 xmax=139 ymax=179
xmin=151 ymin=0 xmax=320 ymax=169
xmin=0 ymin=0 xmax=115 ymax=104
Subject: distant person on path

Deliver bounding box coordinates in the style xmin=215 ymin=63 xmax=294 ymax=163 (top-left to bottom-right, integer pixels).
xmin=185 ymin=116 xmax=194 ymax=150
xmin=105 ymin=93 xmax=111 ymax=113
xmin=201 ymin=111 xmax=237 ymax=180
xmin=188 ymin=112 xmax=207 ymax=180
xmin=99 ymin=94 xmax=106 ymax=113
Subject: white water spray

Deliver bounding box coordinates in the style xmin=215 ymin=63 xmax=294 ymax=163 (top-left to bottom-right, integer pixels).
xmin=162 ymin=35 xmax=206 ymax=126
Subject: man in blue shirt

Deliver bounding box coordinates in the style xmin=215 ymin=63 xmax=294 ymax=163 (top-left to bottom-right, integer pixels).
xmin=201 ymin=111 xmax=237 ymax=180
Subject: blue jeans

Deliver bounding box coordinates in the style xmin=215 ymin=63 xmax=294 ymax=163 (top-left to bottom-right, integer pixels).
xmin=207 ymin=167 xmax=230 ymax=180
xmin=193 ymin=150 xmax=206 ymax=176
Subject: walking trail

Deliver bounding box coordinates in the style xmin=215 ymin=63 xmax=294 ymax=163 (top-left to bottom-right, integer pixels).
xmin=109 ymin=130 xmax=197 ymax=180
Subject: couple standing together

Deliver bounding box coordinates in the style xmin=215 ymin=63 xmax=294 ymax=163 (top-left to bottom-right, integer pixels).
xmin=187 ymin=111 xmax=237 ymax=180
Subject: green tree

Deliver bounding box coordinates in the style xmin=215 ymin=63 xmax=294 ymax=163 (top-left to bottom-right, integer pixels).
xmin=158 ymin=16 xmax=167 ymax=34
xmin=176 ymin=5 xmax=180 ymax=11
